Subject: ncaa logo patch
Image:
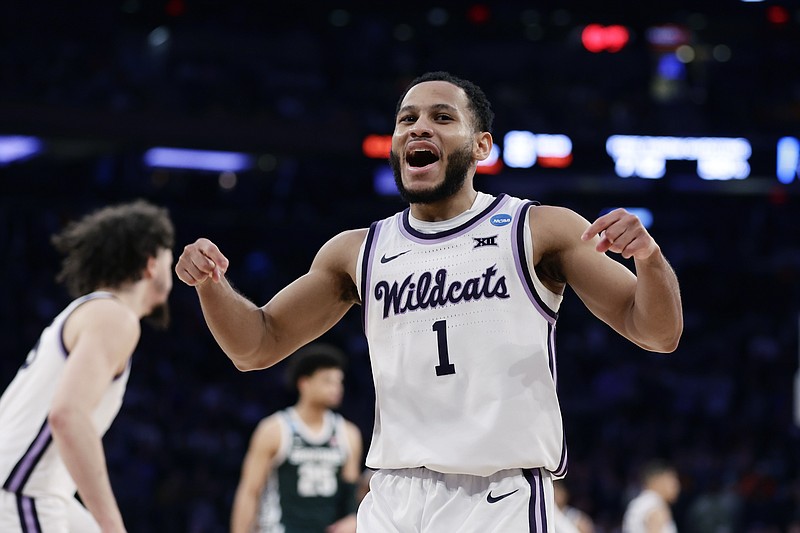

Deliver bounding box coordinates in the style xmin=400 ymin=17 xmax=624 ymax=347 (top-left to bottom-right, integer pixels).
xmin=490 ymin=214 xmax=512 ymax=227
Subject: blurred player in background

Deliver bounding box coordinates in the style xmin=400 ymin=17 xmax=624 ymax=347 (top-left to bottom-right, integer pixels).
xmin=230 ymin=344 xmax=362 ymax=533
xmin=0 ymin=200 xmax=174 ymax=533
xmin=554 ymin=480 xmax=595 ymax=533
xmin=622 ymin=460 xmax=681 ymax=533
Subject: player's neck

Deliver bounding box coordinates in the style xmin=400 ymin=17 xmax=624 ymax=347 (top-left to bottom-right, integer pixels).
xmin=293 ymin=401 xmax=328 ymax=430
xmin=409 ymin=185 xmax=478 ymax=222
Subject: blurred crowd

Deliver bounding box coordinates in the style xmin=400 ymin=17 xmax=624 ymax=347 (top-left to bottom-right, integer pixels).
xmin=2 ymin=2 xmax=800 ymax=532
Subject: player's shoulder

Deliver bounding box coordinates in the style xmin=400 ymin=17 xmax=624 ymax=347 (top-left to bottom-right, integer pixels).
xmin=315 ymin=228 xmax=370 ymax=274
xmin=529 ymin=204 xmax=587 ymax=225
xmin=259 ymin=411 xmax=288 ymax=430
xmin=73 ymin=295 xmax=138 ymax=323
xmin=64 ymin=295 xmax=141 ymax=345
xmin=243 ymin=414 xmax=285 ymax=458
xmin=319 ymin=228 xmax=368 ymax=255
xmin=529 ymin=204 xmax=591 ymax=247
xmin=330 ymin=228 xmax=369 ymax=246
xmin=342 ymin=418 xmax=362 ymax=437
xmin=251 ymin=413 xmax=287 ymax=444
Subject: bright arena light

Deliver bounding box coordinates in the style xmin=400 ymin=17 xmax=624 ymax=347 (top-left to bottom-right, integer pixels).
xmin=606 ymin=135 xmax=752 ymax=180
xmin=777 ymin=137 xmax=799 ymax=184
xmin=0 ymin=135 xmax=43 ymax=164
xmin=144 ymin=147 xmax=254 ymax=172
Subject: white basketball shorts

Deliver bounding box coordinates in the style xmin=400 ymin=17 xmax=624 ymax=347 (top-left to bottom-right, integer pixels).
xmin=357 ymin=467 xmax=555 ymax=533
xmin=0 ymin=490 xmax=100 ymax=533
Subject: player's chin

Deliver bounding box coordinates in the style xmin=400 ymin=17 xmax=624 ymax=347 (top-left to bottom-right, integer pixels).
xmin=403 ymin=179 xmax=444 ymax=198
xmin=144 ymin=303 xmax=170 ymax=330
xmin=403 ymin=159 xmax=443 ymax=180
xmin=327 ymin=396 xmax=343 ymax=408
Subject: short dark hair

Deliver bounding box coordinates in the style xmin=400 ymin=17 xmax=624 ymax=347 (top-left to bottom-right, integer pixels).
xmin=395 ymin=71 xmax=495 ymax=133
xmin=287 ymin=343 xmax=346 ymax=390
xmin=639 ymin=459 xmax=675 ymax=485
xmin=51 ymin=199 xmax=175 ymax=298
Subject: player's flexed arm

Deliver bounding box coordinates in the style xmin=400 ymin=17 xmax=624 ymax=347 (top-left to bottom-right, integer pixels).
xmin=175 ymin=229 xmax=366 ymax=371
xmin=532 ymin=206 xmax=683 ymax=353
xmin=581 ymin=207 xmax=682 ymax=352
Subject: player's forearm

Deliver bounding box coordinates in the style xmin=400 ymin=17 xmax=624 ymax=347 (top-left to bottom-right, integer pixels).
xmin=230 ymin=490 xmax=258 ymax=533
xmin=49 ymin=411 xmax=125 ymax=531
xmin=196 ymin=277 xmax=273 ymax=370
xmin=630 ymin=248 xmax=683 ymax=352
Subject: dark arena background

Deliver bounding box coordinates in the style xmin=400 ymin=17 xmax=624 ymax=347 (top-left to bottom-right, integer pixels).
xmin=2 ymin=1 xmax=799 ymax=531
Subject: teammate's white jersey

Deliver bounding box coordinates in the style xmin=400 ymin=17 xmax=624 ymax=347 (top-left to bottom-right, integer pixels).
xmin=622 ymin=490 xmax=677 ymax=533
xmin=357 ymin=193 xmax=567 ymax=477
xmin=0 ymin=292 xmax=130 ymax=500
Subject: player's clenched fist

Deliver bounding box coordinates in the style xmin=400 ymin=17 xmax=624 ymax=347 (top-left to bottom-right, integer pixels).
xmin=581 ymin=208 xmax=659 ymax=260
xmin=175 ymin=238 xmax=230 ymax=286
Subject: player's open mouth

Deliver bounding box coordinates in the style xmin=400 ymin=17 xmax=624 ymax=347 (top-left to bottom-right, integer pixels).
xmin=405 ymin=142 xmax=441 ymax=171
xmin=407 ymin=149 xmax=440 ymax=167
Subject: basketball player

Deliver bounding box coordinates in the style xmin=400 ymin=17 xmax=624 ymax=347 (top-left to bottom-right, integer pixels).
xmin=553 ymin=480 xmax=595 ymax=533
xmin=0 ymin=200 xmax=175 ymax=533
xmin=230 ymin=344 xmax=362 ymax=533
xmin=622 ymin=460 xmax=681 ymax=533
xmin=175 ymin=71 xmax=683 ymax=532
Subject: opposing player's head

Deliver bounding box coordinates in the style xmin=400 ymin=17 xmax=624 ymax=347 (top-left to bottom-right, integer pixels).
xmin=51 ymin=199 xmax=175 ymax=328
xmin=639 ymin=459 xmax=681 ymax=504
xmin=390 ymin=71 xmax=494 ymax=204
xmin=287 ymin=344 xmax=346 ymax=409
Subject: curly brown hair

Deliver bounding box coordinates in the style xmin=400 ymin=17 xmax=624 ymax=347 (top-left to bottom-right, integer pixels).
xmin=51 ymin=200 xmax=175 ymax=297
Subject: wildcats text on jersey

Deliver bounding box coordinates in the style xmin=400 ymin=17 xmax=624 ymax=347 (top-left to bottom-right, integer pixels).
xmin=374 ymin=264 xmax=509 ymax=319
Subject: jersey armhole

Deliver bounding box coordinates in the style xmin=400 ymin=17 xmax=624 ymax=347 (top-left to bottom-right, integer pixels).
xmin=334 ymin=414 xmax=351 ymax=460
xmin=523 ymin=205 xmax=564 ymax=312
xmin=272 ymin=413 xmax=292 ymax=467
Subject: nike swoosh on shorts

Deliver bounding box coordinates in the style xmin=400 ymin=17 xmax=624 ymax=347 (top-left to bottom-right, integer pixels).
xmin=486 ymin=488 xmax=519 ymax=503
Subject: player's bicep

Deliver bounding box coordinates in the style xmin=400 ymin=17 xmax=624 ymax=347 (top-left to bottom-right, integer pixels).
xmin=238 ymin=417 xmax=282 ymax=494
xmin=564 ymin=241 xmax=637 ymax=326
xmin=545 ymin=208 xmax=638 ymax=332
xmin=259 ymin=230 xmax=364 ymax=357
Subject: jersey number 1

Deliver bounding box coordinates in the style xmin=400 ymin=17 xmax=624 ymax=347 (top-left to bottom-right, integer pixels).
xmin=432 ymin=320 xmax=456 ymax=376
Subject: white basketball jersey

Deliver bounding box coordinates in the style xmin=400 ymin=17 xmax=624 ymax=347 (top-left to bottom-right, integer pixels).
xmin=0 ymin=292 xmax=131 ymax=499
xmin=357 ymin=193 xmax=567 ymax=477
xmin=622 ymin=490 xmax=677 ymax=533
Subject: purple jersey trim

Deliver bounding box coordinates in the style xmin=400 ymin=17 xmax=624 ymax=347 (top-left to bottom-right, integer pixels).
xmin=3 ymin=421 xmax=52 ymax=494
xmin=57 ymin=292 xmax=110 ymax=356
xmin=3 ymin=293 xmax=123 ymax=496
xmin=511 ymin=201 xmax=558 ymax=324
xmin=548 ymin=321 xmax=569 ymax=478
xmin=360 ymin=221 xmax=381 ymax=333
xmin=398 ymin=194 xmax=509 ymax=244
xmin=16 ymin=494 xmax=42 ymax=533
xmin=551 ymin=433 xmax=569 ymax=479
xmin=60 ymin=292 xmax=129 ymax=380
xmin=524 ymin=468 xmax=548 ymax=533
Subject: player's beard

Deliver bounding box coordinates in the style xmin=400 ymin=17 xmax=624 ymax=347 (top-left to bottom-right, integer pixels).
xmin=390 ymin=142 xmax=473 ymax=204
xmin=143 ymin=276 xmax=171 ymax=330
xmin=144 ymin=303 xmax=170 ymax=330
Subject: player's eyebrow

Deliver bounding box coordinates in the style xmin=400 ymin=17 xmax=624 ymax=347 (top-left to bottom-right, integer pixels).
xmin=398 ymin=103 xmax=459 ymax=115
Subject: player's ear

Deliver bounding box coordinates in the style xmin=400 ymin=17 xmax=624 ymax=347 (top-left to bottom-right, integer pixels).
xmin=143 ymin=255 xmax=158 ymax=279
xmin=474 ymin=132 xmax=493 ymax=162
xmin=296 ymin=375 xmax=309 ymax=394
